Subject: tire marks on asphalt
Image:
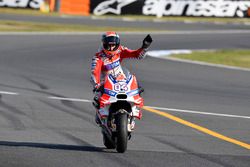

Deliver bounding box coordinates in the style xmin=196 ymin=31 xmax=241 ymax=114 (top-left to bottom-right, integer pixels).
xmin=149 ymin=136 xmax=235 ymax=167
xmin=0 ymin=109 xmax=25 ymax=130
xmin=39 ymin=99 xmax=95 ymax=126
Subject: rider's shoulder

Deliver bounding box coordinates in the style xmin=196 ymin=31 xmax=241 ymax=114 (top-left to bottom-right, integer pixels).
xmin=120 ymin=45 xmax=128 ymax=50
xmin=95 ymin=49 xmax=106 ymax=58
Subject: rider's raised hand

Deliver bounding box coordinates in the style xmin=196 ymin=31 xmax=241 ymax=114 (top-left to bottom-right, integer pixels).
xmin=142 ymin=34 xmax=153 ymax=49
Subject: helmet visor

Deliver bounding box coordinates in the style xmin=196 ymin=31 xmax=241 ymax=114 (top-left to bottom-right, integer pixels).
xmin=103 ymin=36 xmax=120 ymax=51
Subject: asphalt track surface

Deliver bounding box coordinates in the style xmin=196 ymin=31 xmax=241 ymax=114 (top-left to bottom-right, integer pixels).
xmin=0 ymin=15 xmax=250 ymax=167
xmin=1 ymin=13 xmax=250 ymax=31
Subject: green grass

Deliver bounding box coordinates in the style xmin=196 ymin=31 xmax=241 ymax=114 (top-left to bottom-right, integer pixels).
xmin=0 ymin=20 xmax=155 ymax=32
xmin=171 ymin=50 xmax=250 ymax=69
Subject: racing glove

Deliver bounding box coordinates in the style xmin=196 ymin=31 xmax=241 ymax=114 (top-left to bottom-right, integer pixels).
xmin=142 ymin=34 xmax=153 ymax=49
xmin=93 ymin=83 xmax=101 ymax=93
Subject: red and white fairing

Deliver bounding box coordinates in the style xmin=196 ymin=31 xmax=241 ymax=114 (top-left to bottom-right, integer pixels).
xmin=97 ymin=68 xmax=143 ymax=120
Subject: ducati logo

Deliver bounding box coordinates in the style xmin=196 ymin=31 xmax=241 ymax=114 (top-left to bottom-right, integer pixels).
xmin=93 ymin=0 xmax=137 ymax=15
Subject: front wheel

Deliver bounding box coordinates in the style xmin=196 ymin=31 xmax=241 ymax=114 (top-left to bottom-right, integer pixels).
xmin=116 ymin=111 xmax=128 ymax=153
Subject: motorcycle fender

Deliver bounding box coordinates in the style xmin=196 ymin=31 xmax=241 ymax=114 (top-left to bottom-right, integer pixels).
xmin=114 ymin=109 xmax=129 ymax=116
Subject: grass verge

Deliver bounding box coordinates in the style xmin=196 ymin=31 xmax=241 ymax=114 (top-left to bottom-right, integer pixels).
xmin=171 ymin=50 xmax=250 ymax=69
xmin=0 ymin=20 xmax=154 ymax=32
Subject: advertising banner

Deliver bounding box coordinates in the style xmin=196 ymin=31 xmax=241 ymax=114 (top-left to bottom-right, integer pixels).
xmin=91 ymin=0 xmax=250 ymax=18
xmin=91 ymin=0 xmax=144 ymax=15
xmin=0 ymin=0 xmax=44 ymax=9
xmin=1 ymin=0 xmax=249 ymax=17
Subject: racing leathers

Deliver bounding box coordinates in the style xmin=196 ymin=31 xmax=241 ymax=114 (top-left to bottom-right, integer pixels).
xmin=91 ymin=45 xmax=146 ymax=120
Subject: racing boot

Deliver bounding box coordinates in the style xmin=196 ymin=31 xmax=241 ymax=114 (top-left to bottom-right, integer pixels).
xmin=92 ymin=94 xmax=100 ymax=109
xmin=95 ymin=112 xmax=102 ymax=125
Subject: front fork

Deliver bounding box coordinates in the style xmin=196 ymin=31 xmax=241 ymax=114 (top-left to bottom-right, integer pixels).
xmin=96 ymin=106 xmax=136 ymax=141
xmin=109 ymin=113 xmax=134 ymax=140
xmin=99 ymin=110 xmax=134 ymax=141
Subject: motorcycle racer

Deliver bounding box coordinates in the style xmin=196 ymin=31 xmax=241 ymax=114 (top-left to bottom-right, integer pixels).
xmin=91 ymin=31 xmax=153 ymax=124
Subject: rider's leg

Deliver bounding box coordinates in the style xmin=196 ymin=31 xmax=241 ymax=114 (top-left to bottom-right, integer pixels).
xmin=93 ymin=85 xmax=105 ymax=125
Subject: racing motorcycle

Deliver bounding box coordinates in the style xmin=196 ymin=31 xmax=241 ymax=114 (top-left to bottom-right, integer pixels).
xmin=92 ymin=67 xmax=144 ymax=153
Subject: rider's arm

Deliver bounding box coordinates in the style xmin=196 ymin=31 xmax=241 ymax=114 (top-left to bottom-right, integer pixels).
xmin=90 ymin=54 xmax=103 ymax=88
xmin=120 ymin=46 xmax=147 ymax=60
xmin=120 ymin=34 xmax=152 ymax=60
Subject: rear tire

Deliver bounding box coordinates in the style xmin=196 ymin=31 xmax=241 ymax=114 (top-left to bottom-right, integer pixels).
xmin=116 ymin=112 xmax=128 ymax=153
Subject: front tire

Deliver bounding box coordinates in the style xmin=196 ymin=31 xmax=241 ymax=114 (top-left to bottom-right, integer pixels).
xmin=116 ymin=111 xmax=128 ymax=153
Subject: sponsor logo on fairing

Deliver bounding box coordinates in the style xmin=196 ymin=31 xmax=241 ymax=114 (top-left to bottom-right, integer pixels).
xmin=105 ymin=60 xmax=120 ymax=70
xmin=93 ymin=0 xmax=137 ymax=15
xmin=104 ymin=88 xmax=117 ymax=97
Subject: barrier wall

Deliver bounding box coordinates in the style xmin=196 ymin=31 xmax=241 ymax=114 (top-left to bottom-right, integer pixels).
xmin=60 ymin=0 xmax=90 ymax=15
xmin=1 ymin=0 xmax=250 ymax=18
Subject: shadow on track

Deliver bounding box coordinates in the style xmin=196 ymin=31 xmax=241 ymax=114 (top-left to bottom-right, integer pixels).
xmin=0 ymin=140 xmax=105 ymax=153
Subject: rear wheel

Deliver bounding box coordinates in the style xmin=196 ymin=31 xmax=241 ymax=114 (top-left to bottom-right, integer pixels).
xmin=116 ymin=111 xmax=128 ymax=153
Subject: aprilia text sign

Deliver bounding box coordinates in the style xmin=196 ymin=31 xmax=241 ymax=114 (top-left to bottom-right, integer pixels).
xmin=91 ymin=0 xmax=250 ymax=17
xmin=143 ymin=0 xmax=250 ymax=17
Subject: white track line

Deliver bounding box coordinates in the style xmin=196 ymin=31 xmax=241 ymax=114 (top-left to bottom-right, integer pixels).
xmin=1 ymin=91 xmax=249 ymax=119
xmin=48 ymin=96 xmax=91 ymax=102
xmin=166 ymin=57 xmax=250 ymax=72
xmin=48 ymin=97 xmax=250 ymax=120
xmin=0 ymin=91 xmax=19 ymax=95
